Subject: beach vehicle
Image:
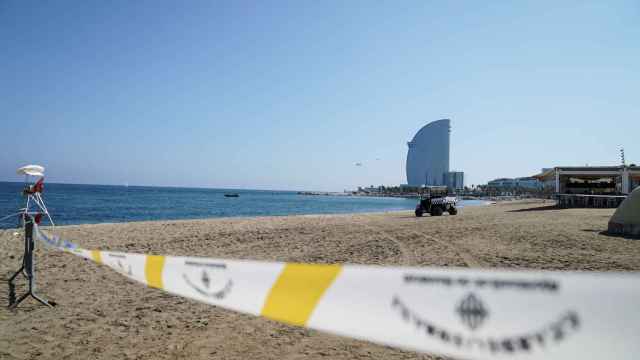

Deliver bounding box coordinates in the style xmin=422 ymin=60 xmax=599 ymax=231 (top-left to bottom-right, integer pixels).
xmin=415 ymin=186 xmax=458 ymax=217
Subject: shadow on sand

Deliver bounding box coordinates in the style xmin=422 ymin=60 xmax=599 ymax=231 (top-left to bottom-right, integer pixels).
xmin=507 ymin=205 xmax=559 ymax=213
xmin=581 ymin=228 xmax=640 ymax=240
xmin=396 ymin=214 xmax=455 ymax=219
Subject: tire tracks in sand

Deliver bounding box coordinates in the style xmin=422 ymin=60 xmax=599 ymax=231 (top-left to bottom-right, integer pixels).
xmin=356 ymin=218 xmax=485 ymax=268
xmin=356 ymin=222 xmax=418 ymax=266
xmin=415 ymin=231 xmax=485 ymax=268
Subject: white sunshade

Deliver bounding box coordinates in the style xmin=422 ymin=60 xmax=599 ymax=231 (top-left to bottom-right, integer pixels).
xmin=17 ymin=164 xmax=45 ymax=177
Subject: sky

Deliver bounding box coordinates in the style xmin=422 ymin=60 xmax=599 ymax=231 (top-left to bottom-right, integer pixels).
xmin=1 ymin=1 xmax=638 ymax=191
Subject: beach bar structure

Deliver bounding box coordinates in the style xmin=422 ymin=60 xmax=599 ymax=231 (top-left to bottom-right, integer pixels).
xmin=535 ymin=166 xmax=640 ymax=208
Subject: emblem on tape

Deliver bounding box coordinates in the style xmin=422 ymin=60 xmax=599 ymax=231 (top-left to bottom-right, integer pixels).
xmin=393 ymin=273 xmax=580 ymax=354
xmin=457 ymin=293 xmax=488 ymax=330
xmin=107 ymin=253 xmax=133 ymax=277
xmin=182 ymin=261 xmax=233 ymax=299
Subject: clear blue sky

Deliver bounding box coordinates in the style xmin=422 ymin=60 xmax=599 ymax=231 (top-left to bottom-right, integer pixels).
xmin=1 ymin=1 xmax=638 ymax=191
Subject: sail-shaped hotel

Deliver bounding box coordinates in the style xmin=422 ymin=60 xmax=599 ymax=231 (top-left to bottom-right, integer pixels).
xmin=406 ymin=119 xmax=452 ymax=187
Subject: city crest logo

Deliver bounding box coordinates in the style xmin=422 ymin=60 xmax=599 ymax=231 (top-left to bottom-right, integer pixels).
xmin=456 ymin=293 xmax=488 ymax=331
xmin=392 ymin=274 xmax=580 ymax=354
xmin=107 ymin=253 xmax=133 ymax=277
xmin=182 ymin=260 xmax=233 ymax=300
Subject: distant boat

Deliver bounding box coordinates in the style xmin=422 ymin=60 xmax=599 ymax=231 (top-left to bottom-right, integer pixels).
xmin=224 ymin=193 xmax=239 ymax=198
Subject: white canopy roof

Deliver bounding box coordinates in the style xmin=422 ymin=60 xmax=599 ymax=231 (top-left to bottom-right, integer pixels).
xmin=17 ymin=165 xmax=45 ymax=177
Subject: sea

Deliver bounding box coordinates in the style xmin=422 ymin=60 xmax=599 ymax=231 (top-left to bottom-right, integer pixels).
xmin=0 ymin=182 xmax=487 ymax=228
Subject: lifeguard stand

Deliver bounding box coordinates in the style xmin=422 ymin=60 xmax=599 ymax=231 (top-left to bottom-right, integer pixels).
xmin=7 ymin=165 xmax=55 ymax=309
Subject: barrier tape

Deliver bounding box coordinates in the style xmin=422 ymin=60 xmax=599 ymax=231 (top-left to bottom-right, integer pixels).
xmin=34 ymin=225 xmax=640 ymax=360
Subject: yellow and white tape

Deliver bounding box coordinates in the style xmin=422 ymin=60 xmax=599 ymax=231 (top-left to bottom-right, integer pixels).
xmin=34 ymin=225 xmax=640 ymax=360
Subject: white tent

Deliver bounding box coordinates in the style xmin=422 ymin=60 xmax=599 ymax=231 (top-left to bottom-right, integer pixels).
xmin=608 ymin=186 xmax=640 ymax=237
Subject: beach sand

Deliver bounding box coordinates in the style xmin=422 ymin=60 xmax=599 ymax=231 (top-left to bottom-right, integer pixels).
xmin=1 ymin=200 xmax=639 ymax=360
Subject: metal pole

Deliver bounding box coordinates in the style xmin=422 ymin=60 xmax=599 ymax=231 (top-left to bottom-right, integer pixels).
xmin=8 ymin=214 xmax=53 ymax=309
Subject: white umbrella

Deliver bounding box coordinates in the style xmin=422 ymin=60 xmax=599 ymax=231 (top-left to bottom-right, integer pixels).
xmin=17 ymin=165 xmax=45 ymax=177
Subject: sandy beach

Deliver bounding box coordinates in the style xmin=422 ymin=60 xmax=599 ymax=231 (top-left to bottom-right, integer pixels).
xmin=1 ymin=200 xmax=639 ymax=360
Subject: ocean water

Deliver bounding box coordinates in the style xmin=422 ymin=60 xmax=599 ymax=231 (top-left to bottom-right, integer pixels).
xmin=0 ymin=182 xmax=486 ymax=228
